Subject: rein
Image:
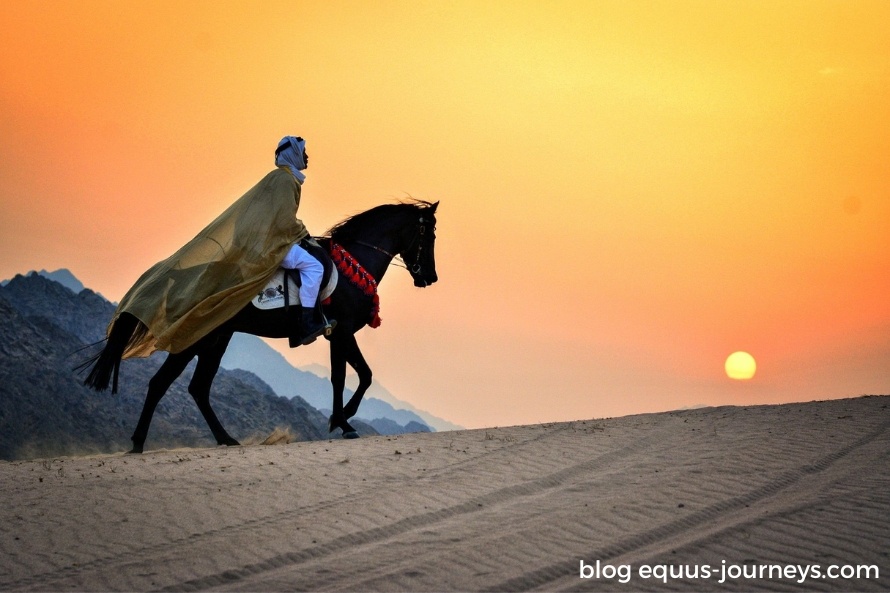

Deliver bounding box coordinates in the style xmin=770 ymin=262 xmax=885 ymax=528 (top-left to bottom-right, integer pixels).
xmin=353 ymin=216 xmax=430 ymax=274
xmin=351 ymin=240 xmax=410 ymax=274
xmin=353 ymin=240 xmax=396 ymax=260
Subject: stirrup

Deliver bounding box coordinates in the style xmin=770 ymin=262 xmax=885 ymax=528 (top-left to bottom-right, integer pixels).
xmin=298 ymin=317 xmax=336 ymax=346
xmin=316 ymin=310 xmax=337 ymax=339
xmin=323 ymin=318 xmax=337 ymax=336
xmin=300 ymin=324 xmax=326 ymax=346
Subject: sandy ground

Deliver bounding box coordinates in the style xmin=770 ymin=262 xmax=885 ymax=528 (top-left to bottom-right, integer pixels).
xmin=0 ymin=395 xmax=887 ymax=592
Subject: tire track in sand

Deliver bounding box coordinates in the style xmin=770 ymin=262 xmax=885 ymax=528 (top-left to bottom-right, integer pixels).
xmin=8 ymin=421 xmax=601 ymax=591
xmin=486 ymin=416 xmax=890 ymax=592
xmin=155 ymin=421 xmax=676 ymax=592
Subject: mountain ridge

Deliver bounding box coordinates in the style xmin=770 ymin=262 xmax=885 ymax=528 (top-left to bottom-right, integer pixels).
xmin=0 ymin=272 xmax=375 ymax=460
xmin=19 ymin=268 xmax=455 ymax=431
xmin=0 ymin=269 xmax=450 ymax=460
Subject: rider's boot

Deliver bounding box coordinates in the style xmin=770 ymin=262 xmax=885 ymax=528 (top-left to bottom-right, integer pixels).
xmin=299 ymin=306 xmax=326 ymax=345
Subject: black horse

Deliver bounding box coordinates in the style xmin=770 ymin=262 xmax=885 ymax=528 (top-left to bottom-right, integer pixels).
xmin=82 ymin=200 xmax=438 ymax=453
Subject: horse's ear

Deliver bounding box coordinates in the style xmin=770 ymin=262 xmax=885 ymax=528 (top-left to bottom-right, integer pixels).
xmin=430 ymin=201 xmax=439 ymax=213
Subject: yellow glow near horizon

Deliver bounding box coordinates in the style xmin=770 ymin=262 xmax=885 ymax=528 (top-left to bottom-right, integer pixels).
xmin=1 ymin=1 xmax=888 ymax=428
xmin=725 ymin=352 xmax=757 ymax=381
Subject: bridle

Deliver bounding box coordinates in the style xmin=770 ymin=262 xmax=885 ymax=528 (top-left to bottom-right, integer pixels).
xmin=354 ymin=215 xmax=433 ymax=277
xmin=404 ymin=216 xmax=432 ymax=276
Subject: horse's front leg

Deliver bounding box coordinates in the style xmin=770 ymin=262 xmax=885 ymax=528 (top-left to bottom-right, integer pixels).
xmin=341 ymin=336 xmax=372 ymax=422
xmin=329 ymin=334 xmax=360 ymax=439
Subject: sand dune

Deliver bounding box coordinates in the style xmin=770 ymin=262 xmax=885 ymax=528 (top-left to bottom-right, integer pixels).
xmin=1 ymin=396 xmax=887 ymax=592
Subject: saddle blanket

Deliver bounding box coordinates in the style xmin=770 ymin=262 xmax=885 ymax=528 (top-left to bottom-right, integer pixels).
xmin=251 ymin=267 xmax=338 ymax=310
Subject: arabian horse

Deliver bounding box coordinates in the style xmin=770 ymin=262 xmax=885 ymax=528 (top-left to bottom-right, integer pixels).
xmin=81 ymin=201 xmax=438 ymax=453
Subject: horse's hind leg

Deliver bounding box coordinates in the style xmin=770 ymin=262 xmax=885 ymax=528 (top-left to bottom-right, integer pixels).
xmin=188 ymin=332 xmax=239 ymax=447
xmin=131 ymin=349 xmax=195 ymax=453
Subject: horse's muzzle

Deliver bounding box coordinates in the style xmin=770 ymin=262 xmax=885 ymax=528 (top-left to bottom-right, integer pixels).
xmin=414 ymin=275 xmax=437 ymax=288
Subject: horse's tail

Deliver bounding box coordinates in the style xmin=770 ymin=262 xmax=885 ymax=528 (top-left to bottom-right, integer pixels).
xmin=78 ymin=312 xmax=143 ymax=394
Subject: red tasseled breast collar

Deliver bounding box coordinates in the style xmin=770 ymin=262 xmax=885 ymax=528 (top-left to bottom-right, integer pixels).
xmin=330 ymin=243 xmax=382 ymax=328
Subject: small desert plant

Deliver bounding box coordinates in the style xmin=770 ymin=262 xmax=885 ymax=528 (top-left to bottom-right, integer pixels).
xmin=259 ymin=427 xmax=294 ymax=446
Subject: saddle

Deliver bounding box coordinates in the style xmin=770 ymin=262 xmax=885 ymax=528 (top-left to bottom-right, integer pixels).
xmin=251 ymin=238 xmax=338 ymax=311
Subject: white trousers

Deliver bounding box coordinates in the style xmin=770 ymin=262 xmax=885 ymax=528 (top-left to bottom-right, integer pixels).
xmin=280 ymin=242 xmax=323 ymax=308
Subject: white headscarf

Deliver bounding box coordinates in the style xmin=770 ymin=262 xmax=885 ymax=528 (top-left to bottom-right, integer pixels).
xmin=275 ymin=136 xmax=307 ymax=184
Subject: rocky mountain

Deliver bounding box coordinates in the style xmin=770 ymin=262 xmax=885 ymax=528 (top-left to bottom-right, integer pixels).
xmin=221 ymin=335 xmax=454 ymax=432
xmin=335 ymin=374 xmax=463 ymax=433
xmin=0 ymin=272 xmax=377 ymax=461
xmin=362 ymin=417 xmax=432 ymax=436
xmin=23 ymin=269 xmax=453 ymax=434
xmin=220 ymin=334 xmax=334 ymax=409
xmin=1 ymin=271 xmax=110 ymax=343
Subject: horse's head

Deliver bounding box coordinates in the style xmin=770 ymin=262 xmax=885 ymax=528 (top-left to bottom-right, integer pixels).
xmin=326 ymin=200 xmax=440 ymax=287
xmin=399 ymin=201 xmax=438 ymax=288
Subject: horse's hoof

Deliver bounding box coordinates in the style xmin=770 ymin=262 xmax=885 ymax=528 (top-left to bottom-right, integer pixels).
xmin=127 ymin=447 xmax=143 ymax=455
xmin=219 ymin=438 xmax=241 ymax=447
xmin=342 ymin=431 xmax=360 ymax=440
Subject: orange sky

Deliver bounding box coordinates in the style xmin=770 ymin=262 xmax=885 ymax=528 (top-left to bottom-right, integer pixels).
xmin=2 ymin=1 xmax=888 ymax=429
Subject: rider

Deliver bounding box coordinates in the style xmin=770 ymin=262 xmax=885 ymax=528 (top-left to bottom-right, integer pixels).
xmin=274 ymin=136 xmax=326 ymax=345
xmin=107 ymin=135 xmax=329 ymax=360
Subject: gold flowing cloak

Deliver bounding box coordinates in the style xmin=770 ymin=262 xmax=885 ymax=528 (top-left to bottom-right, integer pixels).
xmin=112 ymin=167 xmax=309 ymax=358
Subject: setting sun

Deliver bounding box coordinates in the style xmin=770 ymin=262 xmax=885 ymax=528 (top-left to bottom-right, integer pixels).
xmin=725 ymin=352 xmax=757 ymax=381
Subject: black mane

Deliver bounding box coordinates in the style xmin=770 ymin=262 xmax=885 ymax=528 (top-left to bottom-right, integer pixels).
xmin=325 ymin=200 xmax=435 ymax=243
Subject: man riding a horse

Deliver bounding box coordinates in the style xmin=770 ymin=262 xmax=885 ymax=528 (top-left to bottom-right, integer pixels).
xmin=111 ymin=135 xmax=328 ymax=360
xmin=81 ymin=136 xmax=439 ymax=453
